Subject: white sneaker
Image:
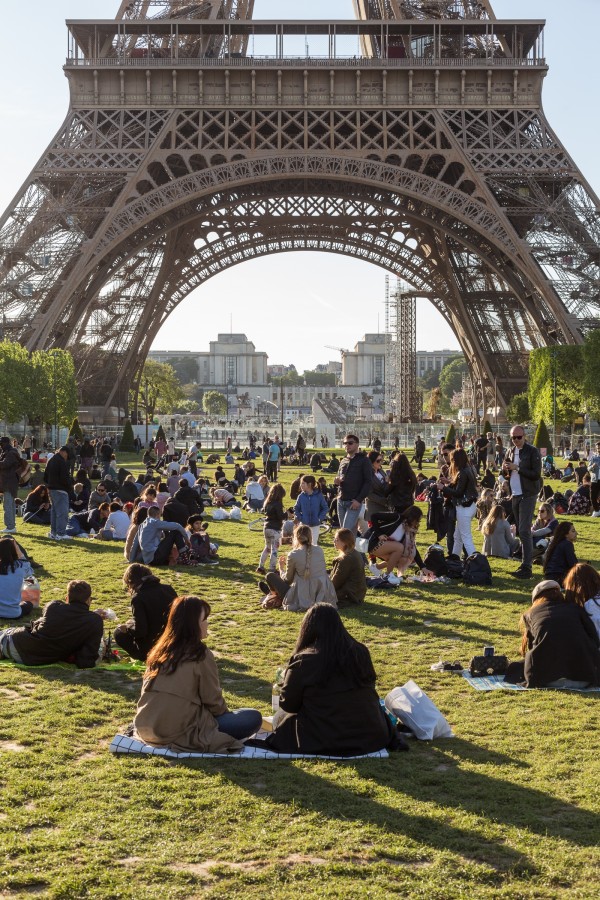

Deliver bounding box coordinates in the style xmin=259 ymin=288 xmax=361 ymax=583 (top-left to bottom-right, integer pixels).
xmin=55 ymin=534 xmax=72 ymax=540
xmin=368 ymin=562 xmax=382 ymax=577
xmin=0 ymin=527 xmax=16 ymax=534
xmin=387 ymin=573 xmax=403 ymax=586
xmin=46 ymin=532 xmax=57 ymax=539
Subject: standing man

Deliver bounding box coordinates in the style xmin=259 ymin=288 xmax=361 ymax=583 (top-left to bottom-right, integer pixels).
xmin=0 ymin=436 xmax=22 ymax=534
xmin=267 ymin=440 xmax=281 ymax=482
xmin=44 ymin=446 xmax=73 ymax=540
xmin=335 ymin=434 xmax=373 ymax=534
xmin=99 ymin=438 xmax=113 ymax=477
xmin=474 ymin=433 xmax=489 ymax=474
xmin=414 ymin=435 xmax=426 ymax=469
xmin=503 ymin=426 xmax=541 ymax=580
xmin=22 ymin=434 xmax=32 ymax=460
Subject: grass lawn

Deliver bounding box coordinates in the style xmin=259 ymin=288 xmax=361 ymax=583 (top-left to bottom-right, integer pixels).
xmin=1 ymin=452 xmax=599 ymax=900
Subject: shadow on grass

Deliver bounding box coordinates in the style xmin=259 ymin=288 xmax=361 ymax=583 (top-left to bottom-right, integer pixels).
xmin=341 ymin=602 xmax=517 ymax=641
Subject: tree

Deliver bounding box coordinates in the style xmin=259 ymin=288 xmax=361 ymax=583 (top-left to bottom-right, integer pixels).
xmin=482 ymin=419 xmax=493 ymax=435
xmin=439 ymin=357 xmax=468 ymax=403
xmin=528 ymin=347 xmax=584 ymax=427
xmin=203 ymin=390 xmax=227 ymax=416
xmin=135 ymin=360 xmax=185 ymax=422
xmin=445 ymin=423 xmax=456 ymax=445
xmin=533 ymin=419 xmax=553 ymax=456
xmin=69 ymin=417 xmax=83 ymax=441
xmin=163 ymin=355 xmax=199 ymax=385
xmin=156 ymin=424 xmax=166 ymax=442
xmin=119 ymin=419 xmax=135 ymax=451
xmin=32 ymin=349 xmax=77 ymax=432
xmin=0 ymin=340 xmax=30 ymax=424
xmin=583 ymin=330 xmax=600 ymax=419
xmin=418 ymin=368 xmax=441 ymax=391
xmin=505 ymin=392 xmax=530 ymax=424
xmin=302 ymin=370 xmax=337 ymax=386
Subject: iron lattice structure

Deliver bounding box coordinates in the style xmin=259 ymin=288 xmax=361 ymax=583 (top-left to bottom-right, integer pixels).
xmin=0 ymin=1 xmax=599 ymax=416
xmin=384 ymin=276 xmax=419 ymax=421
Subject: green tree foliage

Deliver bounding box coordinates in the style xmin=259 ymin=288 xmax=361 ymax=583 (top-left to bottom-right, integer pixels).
xmin=528 ymin=347 xmax=584 ymax=427
xmin=533 ymin=419 xmax=553 ymax=456
xmin=136 ymin=361 xmax=185 ymax=422
xmin=439 ymin=357 xmax=468 ymax=402
xmin=162 ymin=355 xmax=199 ymax=385
xmin=69 ymin=417 xmax=83 ymax=441
xmin=0 ymin=343 xmax=77 ymax=430
xmin=445 ymin=423 xmax=456 ymax=445
xmin=482 ymin=419 xmax=493 ymax=435
xmin=505 ymin=392 xmax=530 ymax=424
xmin=583 ymin=330 xmax=600 ymax=419
xmin=302 ymin=370 xmax=337 ymax=386
xmin=202 ymin=390 xmax=227 ymax=416
xmin=418 ymin=368 xmax=441 ymax=391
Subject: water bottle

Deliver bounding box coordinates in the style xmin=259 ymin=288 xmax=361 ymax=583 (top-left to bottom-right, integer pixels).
xmin=21 ymin=576 xmax=41 ymax=607
xmin=271 ymin=681 xmax=280 ymax=712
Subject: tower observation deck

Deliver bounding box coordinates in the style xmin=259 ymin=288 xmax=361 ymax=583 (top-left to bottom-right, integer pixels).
xmin=0 ymin=0 xmax=597 ymax=416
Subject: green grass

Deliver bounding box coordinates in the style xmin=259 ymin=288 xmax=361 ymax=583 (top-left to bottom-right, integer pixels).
xmin=1 ymin=453 xmax=599 ymax=899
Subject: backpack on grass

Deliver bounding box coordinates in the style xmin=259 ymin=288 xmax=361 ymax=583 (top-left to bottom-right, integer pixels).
xmin=463 ymin=552 xmax=493 ymax=586
xmin=423 ymin=544 xmax=448 ymax=577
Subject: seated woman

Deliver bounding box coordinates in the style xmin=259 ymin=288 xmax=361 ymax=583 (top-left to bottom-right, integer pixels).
xmin=124 ymin=506 xmax=148 ymax=562
xmin=22 ymin=485 xmax=52 ymax=526
xmin=261 ymin=524 xmax=337 ymax=611
xmin=0 ymin=537 xmax=38 ymax=619
xmin=567 ymin=474 xmax=592 ymax=516
xmin=543 ymin=521 xmax=578 ymax=586
xmin=186 ymin=515 xmax=219 ymax=566
xmin=330 ymin=529 xmax=367 ymax=607
xmin=370 ymin=506 xmax=431 ymax=584
xmin=114 ymin=563 xmax=178 ymax=660
xmin=519 ymin=580 xmax=599 ymax=688
xmin=475 ymin=488 xmax=494 ymax=532
xmin=133 ymin=595 xmax=262 ymax=752
xmin=481 ymin=505 xmax=520 ymax=559
xmin=264 ymin=604 xmax=393 ymax=755
xmin=563 ymin=563 xmax=600 ymax=642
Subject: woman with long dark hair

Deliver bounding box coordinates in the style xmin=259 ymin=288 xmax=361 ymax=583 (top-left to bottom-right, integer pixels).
xmin=364 ymin=450 xmax=388 ymax=519
xmin=442 ymin=448 xmax=478 ymax=557
xmin=371 ymin=505 xmax=425 ymax=583
xmin=133 ymin=595 xmax=262 ymax=752
xmin=564 ymin=563 xmax=600 ymax=640
xmin=0 ymin=537 xmax=37 ymax=619
xmin=265 ymin=604 xmax=393 ymax=755
xmin=543 ymin=521 xmax=578 ymax=586
xmin=23 ymin=484 xmax=52 ymax=526
xmin=385 ymin=452 xmax=417 ymax=515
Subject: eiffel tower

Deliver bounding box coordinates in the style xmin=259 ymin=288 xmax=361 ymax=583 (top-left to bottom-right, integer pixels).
xmin=1 ymin=0 xmax=598 ymax=419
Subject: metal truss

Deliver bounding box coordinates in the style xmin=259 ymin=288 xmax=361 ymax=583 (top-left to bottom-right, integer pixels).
xmin=0 ymin=0 xmax=598 ymax=418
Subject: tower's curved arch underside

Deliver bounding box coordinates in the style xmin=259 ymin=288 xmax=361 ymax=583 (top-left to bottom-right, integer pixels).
xmin=27 ymin=156 xmax=573 ymax=411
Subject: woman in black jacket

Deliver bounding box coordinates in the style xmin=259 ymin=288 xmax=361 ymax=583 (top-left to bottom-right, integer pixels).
xmin=543 ymin=521 xmax=578 ymax=587
xmin=265 ymin=604 xmax=392 ymax=756
xmin=442 ymin=448 xmax=478 ymax=558
xmin=385 ymin=452 xmax=417 ymax=515
xmin=23 ymin=485 xmax=52 ymax=525
xmin=113 ymin=563 xmax=177 ymax=661
xmin=256 ymin=483 xmax=286 ymax=575
xmin=519 ymin=580 xmax=599 ymax=688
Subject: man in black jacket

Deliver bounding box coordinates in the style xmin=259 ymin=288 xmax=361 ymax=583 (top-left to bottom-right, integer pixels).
xmin=173 ymin=480 xmax=202 ymax=517
xmin=0 ymin=580 xmax=104 ymax=668
xmin=43 ymin=447 xmax=73 ymax=540
xmin=335 ymin=434 xmax=373 ymax=534
xmin=0 ymin=436 xmax=22 ymax=534
xmin=114 ymin=564 xmax=177 ymax=660
xmin=503 ymin=425 xmax=542 ymax=579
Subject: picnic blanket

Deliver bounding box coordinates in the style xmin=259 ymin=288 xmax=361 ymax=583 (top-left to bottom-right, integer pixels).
xmin=460 ymin=670 xmax=600 ymax=693
xmin=109 ymin=732 xmax=389 ymax=760
xmin=0 ymin=659 xmax=145 ymax=673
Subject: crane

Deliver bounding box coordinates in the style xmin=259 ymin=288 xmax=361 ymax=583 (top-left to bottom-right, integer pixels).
xmin=325 ymin=345 xmax=350 ymax=357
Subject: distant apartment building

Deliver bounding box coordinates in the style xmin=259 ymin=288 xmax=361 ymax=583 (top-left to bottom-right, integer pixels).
xmin=416 ymin=349 xmax=460 ymax=378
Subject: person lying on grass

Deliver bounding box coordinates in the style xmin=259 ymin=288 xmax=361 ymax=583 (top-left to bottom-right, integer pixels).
xmin=113 ymin=564 xmax=177 ymax=661
xmin=0 ymin=579 xmax=106 ymax=668
xmin=260 ymin=603 xmax=394 ymax=756
xmin=518 ymin=579 xmax=600 ymax=689
xmin=133 ymin=594 xmax=262 ymax=752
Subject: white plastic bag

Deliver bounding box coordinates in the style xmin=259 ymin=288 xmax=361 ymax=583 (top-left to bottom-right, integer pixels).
xmin=228 ymin=506 xmax=242 ymax=521
xmin=385 ymin=680 xmax=454 ymax=740
xmin=355 ymin=536 xmax=370 ymax=554
xmin=212 ymin=508 xmax=227 ymax=521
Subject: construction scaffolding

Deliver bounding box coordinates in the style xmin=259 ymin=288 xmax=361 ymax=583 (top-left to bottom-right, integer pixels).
xmin=385 ymin=276 xmax=419 ymax=422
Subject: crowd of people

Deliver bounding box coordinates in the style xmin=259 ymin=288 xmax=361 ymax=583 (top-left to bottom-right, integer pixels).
xmin=0 ymin=425 xmax=599 ymax=757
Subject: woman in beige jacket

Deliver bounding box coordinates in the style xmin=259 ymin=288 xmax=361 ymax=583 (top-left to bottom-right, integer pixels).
xmin=262 ymin=525 xmax=338 ymax=612
xmin=134 ymin=595 xmax=262 ymax=752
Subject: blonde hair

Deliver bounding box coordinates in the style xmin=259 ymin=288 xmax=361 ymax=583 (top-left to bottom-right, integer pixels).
xmin=482 ymin=504 xmax=505 ymax=536
xmin=334 ymin=528 xmax=355 ymax=554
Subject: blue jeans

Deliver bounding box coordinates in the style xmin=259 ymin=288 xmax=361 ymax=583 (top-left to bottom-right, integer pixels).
xmin=216 ymin=708 xmax=263 ymax=740
xmin=512 ymin=494 xmax=537 ymax=569
xmin=66 ymin=515 xmax=86 ymax=536
xmin=2 ymin=491 xmax=16 ymax=530
xmin=50 ymin=490 xmax=70 ymax=537
xmin=337 ymin=499 xmax=361 ymax=534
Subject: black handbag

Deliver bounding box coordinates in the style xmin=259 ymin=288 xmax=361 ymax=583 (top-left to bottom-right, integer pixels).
xmin=470 ymin=655 xmax=509 ymax=677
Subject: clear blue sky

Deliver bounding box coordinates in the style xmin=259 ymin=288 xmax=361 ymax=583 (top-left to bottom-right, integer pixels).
xmin=0 ymin=1 xmax=597 ymax=368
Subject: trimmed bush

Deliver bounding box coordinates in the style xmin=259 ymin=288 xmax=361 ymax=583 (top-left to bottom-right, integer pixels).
xmin=445 ymin=423 xmax=456 ymax=446
xmin=155 ymin=424 xmax=166 ymax=442
xmin=482 ymin=419 xmax=493 ymax=435
xmin=68 ymin=416 xmax=83 ymax=442
xmin=119 ymin=419 xmax=135 ymax=452
xmin=533 ymin=419 xmax=553 ymax=456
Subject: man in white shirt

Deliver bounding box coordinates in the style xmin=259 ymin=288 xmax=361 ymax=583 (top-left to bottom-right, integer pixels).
xmin=179 ymin=465 xmax=196 ymax=488
xmin=503 ymin=425 xmax=542 ymax=579
xmin=102 ymin=502 xmax=131 ymax=540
